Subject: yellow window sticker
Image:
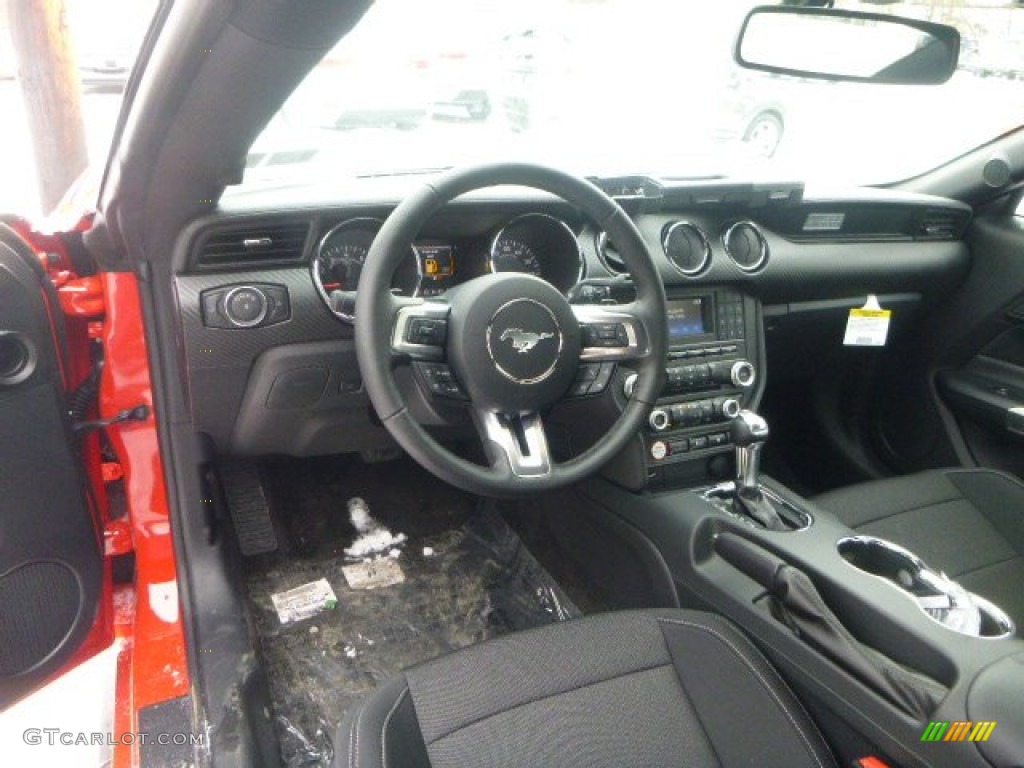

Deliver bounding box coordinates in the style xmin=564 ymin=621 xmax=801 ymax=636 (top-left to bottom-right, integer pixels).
xmin=844 ymin=296 xmax=891 ymax=347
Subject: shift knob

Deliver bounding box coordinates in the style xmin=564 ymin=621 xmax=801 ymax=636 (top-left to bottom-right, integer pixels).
xmin=730 ymin=410 xmax=769 ymax=448
xmin=732 ymin=410 xmax=768 ymax=495
xmin=729 ymin=410 xmax=787 ymax=530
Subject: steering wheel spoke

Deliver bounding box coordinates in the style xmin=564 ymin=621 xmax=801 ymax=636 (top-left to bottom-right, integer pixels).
xmin=390 ymin=297 xmax=450 ymax=362
xmin=473 ymin=409 xmax=553 ymax=479
xmin=574 ymin=303 xmax=650 ymax=362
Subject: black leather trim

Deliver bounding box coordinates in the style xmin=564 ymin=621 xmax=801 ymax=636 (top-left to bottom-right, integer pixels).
xmin=337 ymin=675 xmax=430 ymax=768
xmin=655 ymin=612 xmax=836 ymax=768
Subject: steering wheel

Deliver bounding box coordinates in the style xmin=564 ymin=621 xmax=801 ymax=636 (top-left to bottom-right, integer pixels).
xmin=355 ymin=163 xmax=667 ymax=496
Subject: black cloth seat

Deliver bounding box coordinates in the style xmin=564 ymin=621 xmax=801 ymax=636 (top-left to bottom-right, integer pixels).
xmin=814 ymin=468 xmax=1024 ymax=629
xmin=334 ymin=609 xmax=835 ymax=768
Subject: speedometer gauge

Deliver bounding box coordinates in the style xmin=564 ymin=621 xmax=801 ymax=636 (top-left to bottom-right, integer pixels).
xmin=488 ymin=213 xmax=584 ymax=294
xmin=312 ymin=217 xmax=420 ymax=322
xmin=489 ymin=237 xmax=542 ymax=276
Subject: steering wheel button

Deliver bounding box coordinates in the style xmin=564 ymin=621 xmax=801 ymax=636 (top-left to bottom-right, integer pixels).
xmin=407 ymin=318 xmax=447 ymax=345
xmin=575 ymin=364 xmax=600 ymax=383
xmin=437 ymin=382 xmax=467 ymax=399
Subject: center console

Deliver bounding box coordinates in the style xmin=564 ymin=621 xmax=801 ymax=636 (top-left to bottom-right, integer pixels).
xmin=572 ymin=443 xmax=1023 ymax=768
xmin=609 ymin=288 xmax=763 ymax=490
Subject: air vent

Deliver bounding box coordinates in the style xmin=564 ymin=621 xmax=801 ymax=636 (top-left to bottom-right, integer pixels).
xmin=662 ymin=221 xmax=711 ymax=276
xmin=915 ymin=209 xmax=964 ymax=241
xmin=194 ymin=221 xmax=311 ymax=269
xmin=722 ymin=221 xmax=768 ymax=272
xmin=595 ymin=231 xmax=627 ymax=274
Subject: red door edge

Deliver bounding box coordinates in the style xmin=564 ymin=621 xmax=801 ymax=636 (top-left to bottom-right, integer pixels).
xmin=11 ymin=219 xmax=191 ymax=767
xmin=100 ymin=271 xmax=191 ymax=768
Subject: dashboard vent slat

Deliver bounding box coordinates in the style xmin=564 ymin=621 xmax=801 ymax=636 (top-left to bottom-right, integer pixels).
xmin=915 ymin=209 xmax=965 ymax=241
xmin=195 ymin=222 xmax=311 ymax=269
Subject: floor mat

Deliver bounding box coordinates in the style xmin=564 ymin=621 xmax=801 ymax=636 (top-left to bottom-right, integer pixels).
xmin=243 ymin=455 xmax=580 ymax=767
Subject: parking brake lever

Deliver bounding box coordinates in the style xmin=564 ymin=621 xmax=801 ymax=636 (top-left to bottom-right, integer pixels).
xmin=714 ymin=532 xmax=945 ymax=719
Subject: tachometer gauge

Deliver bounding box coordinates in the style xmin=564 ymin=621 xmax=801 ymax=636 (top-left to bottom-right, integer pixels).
xmin=489 ymin=236 xmax=542 ymax=276
xmin=318 ymin=240 xmax=367 ymax=292
xmin=313 ymin=217 xmax=420 ymax=322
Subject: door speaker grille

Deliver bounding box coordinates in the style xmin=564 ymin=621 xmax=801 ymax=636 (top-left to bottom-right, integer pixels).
xmin=0 ymin=561 xmax=80 ymax=676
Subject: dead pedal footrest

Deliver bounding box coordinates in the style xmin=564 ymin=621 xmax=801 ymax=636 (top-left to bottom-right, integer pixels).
xmin=220 ymin=462 xmax=277 ymax=556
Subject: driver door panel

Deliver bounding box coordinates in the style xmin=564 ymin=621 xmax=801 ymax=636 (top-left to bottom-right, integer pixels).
xmin=0 ymin=226 xmax=102 ymax=708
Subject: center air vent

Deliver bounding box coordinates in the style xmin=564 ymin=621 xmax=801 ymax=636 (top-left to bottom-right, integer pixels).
xmin=595 ymin=231 xmax=627 ymax=274
xmin=915 ymin=209 xmax=964 ymax=241
xmin=722 ymin=221 xmax=768 ymax=272
xmin=194 ymin=221 xmax=311 ymax=269
xmin=662 ymin=221 xmax=711 ymax=276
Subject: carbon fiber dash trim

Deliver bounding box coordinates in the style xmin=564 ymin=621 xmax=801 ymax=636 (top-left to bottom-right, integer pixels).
xmin=176 ymin=268 xmax=347 ymax=371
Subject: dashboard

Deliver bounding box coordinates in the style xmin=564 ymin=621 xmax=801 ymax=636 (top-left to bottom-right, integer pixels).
xmin=174 ymin=179 xmax=972 ymax=479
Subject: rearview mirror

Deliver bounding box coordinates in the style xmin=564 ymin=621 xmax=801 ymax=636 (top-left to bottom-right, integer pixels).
xmin=735 ymin=6 xmax=960 ymax=85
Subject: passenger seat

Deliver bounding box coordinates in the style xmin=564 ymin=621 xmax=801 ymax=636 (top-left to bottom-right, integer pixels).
xmin=814 ymin=468 xmax=1024 ymax=631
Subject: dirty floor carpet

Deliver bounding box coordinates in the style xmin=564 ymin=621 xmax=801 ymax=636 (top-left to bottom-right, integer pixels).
xmin=243 ymin=455 xmax=580 ymax=767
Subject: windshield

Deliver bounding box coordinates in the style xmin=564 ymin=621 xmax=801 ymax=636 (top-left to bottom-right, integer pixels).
xmin=235 ymin=0 xmax=1023 ymax=189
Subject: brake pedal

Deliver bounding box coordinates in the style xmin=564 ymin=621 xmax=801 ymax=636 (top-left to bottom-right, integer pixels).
xmin=220 ymin=462 xmax=277 ymax=556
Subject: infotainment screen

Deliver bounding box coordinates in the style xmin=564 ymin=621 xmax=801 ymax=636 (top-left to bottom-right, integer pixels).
xmin=667 ymin=297 xmax=709 ymax=343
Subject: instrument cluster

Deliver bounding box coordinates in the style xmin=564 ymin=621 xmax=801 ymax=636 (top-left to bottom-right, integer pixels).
xmin=312 ymin=212 xmax=584 ymax=321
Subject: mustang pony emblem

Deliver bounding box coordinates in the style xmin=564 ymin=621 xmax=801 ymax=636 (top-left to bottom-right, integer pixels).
xmin=500 ymin=328 xmax=555 ymax=354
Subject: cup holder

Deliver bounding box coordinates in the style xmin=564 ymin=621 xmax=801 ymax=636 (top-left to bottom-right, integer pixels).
xmin=838 ymin=535 xmax=1014 ymax=639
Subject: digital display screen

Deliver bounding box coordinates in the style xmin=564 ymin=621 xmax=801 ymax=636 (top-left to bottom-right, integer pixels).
xmin=416 ymin=244 xmax=456 ymax=297
xmin=418 ymin=244 xmax=455 ymax=279
xmin=667 ymin=298 xmax=709 ymax=342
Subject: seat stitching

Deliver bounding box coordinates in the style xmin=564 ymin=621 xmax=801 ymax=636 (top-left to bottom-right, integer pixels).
xmin=347 ymin=702 xmax=359 ymax=768
xmin=380 ymin=686 xmax=410 ymax=768
xmin=846 ymin=495 xmax=963 ymax=529
xmin=701 ymin=622 xmax=923 ymax=767
xmin=656 ymin=617 xmax=830 ymax=768
xmin=655 ymin=624 xmax=726 ymax=767
xmin=350 ymin=697 xmax=368 ymax=768
xmin=424 ymin=661 xmax=673 ymax=745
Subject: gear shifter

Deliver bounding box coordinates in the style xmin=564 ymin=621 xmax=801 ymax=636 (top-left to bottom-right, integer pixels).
xmin=729 ymin=410 xmax=788 ymax=531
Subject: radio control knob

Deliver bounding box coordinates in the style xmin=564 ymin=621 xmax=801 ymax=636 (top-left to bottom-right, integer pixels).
xmin=730 ymin=360 xmax=756 ymax=388
xmin=623 ymin=373 xmax=638 ymax=399
xmin=649 ymin=409 xmax=671 ymax=432
xmin=720 ymin=398 xmax=741 ymax=419
xmin=650 ymin=440 xmax=668 ymax=461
